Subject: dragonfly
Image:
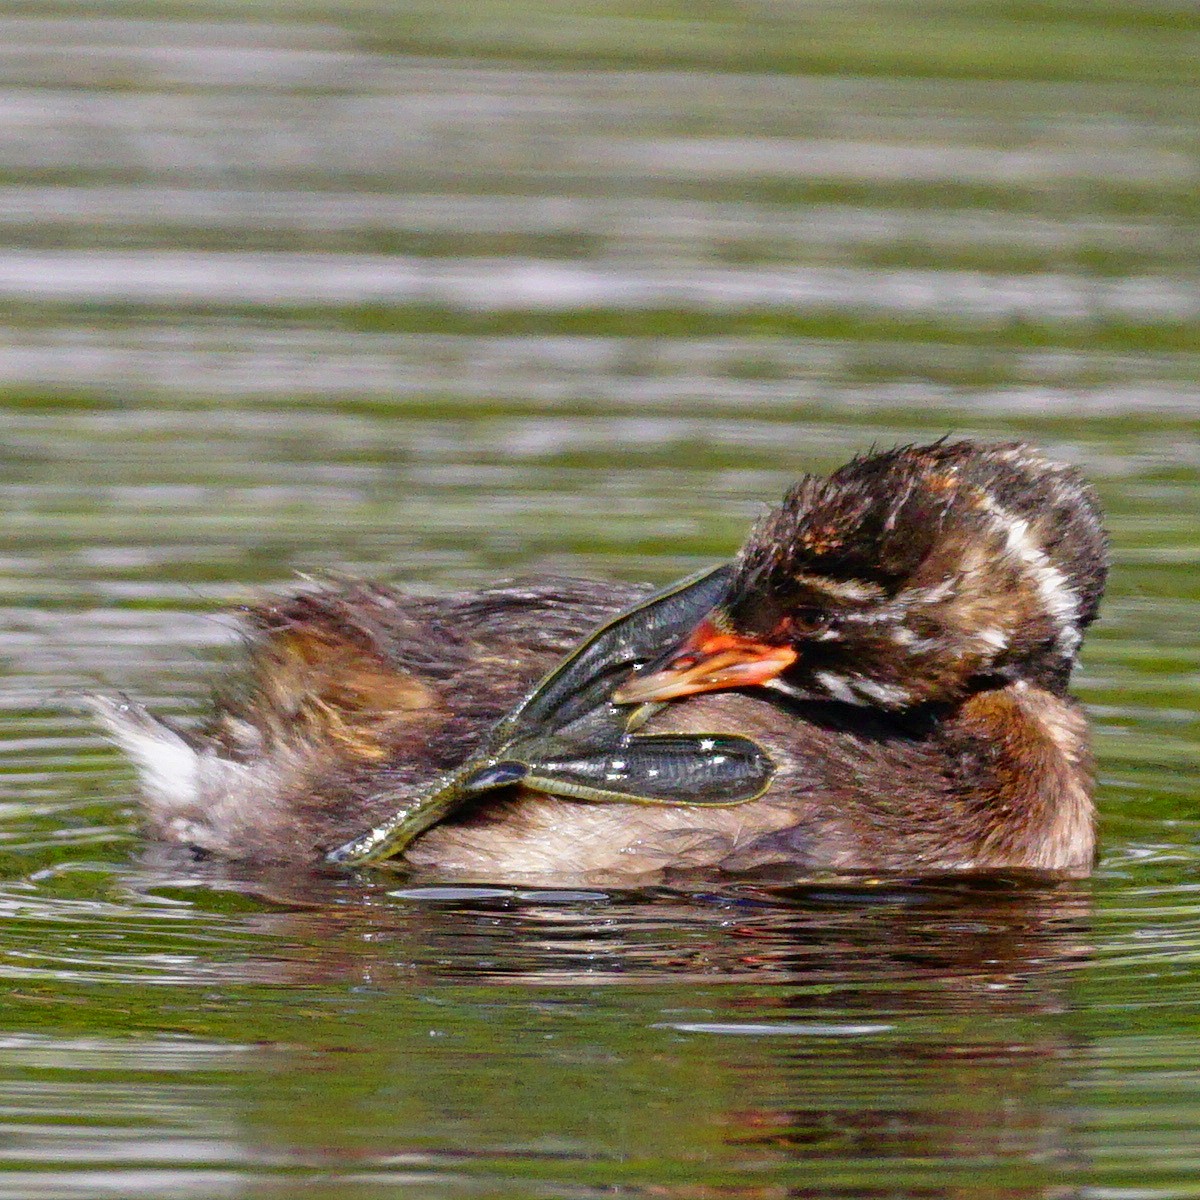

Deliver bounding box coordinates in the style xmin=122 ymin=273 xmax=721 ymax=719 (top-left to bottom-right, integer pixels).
xmin=326 ymin=565 xmax=777 ymax=866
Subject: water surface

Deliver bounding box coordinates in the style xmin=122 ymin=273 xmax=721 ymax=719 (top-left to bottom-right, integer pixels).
xmin=1 ymin=4 xmax=1199 ymax=1197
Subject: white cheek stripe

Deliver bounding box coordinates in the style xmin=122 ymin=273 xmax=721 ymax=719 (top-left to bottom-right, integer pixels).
xmin=980 ymin=497 xmax=1080 ymax=654
xmin=849 ymin=678 xmax=911 ymax=707
xmin=791 ymin=574 xmax=883 ymax=602
xmin=1059 ymin=624 xmax=1083 ymax=655
xmin=763 ymin=676 xmax=814 ymax=700
xmin=814 ymin=671 xmax=863 ymax=705
xmin=900 ymin=579 xmax=956 ymax=606
xmin=812 ymin=672 xmax=911 ymax=708
xmin=974 ymin=626 xmax=1009 ymax=653
xmin=888 ymin=626 xmax=940 ymax=653
xmin=843 ymin=578 xmax=957 ymax=626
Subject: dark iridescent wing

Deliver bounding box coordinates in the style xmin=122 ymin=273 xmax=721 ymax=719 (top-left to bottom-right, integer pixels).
xmin=504 ymin=732 xmax=775 ymax=807
xmin=490 ymin=564 xmax=733 ymax=743
xmin=321 ymin=770 xmax=459 ymax=865
xmin=325 ymin=564 xmax=771 ymax=867
xmin=326 ymin=726 xmax=775 ymax=866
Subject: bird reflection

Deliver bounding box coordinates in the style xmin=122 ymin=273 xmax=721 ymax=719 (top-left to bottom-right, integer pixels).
xmin=128 ymin=851 xmax=1091 ymax=1198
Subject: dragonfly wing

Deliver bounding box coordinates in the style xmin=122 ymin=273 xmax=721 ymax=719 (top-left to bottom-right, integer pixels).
xmin=492 ymin=564 xmax=733 ymax=743
xmin=515 ymin=732 xmax=775 ymax=807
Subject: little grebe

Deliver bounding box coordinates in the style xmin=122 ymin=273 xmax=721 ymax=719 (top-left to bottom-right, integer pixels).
xmin=95 ymin=439 xmax=1108 ymax=880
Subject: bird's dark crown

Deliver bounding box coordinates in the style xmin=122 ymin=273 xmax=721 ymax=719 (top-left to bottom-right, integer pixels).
xmin=720 ymin=440 xmax=1108 ymax=708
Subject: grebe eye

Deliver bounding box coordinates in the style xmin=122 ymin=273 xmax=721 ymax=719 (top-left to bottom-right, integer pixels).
xmin=786 ymin=608 xmax=832 ymax=635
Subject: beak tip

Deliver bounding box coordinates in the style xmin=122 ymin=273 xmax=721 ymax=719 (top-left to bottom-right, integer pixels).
xmin=610 ymin=679 xmax=650 ymax=705
xmin=610 ymin=620 xmax=798 ymax=707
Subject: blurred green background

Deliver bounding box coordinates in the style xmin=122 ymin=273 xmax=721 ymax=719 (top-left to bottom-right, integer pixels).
xmin=0 ymin=2 xmax=1198 ymax=1197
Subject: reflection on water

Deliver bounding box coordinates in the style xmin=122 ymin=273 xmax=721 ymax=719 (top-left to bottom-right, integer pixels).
xmin=0 ymin=861 xmax=1100 ymax=1198
xmin=0 ymin=2 xmax=1198 ymax=1198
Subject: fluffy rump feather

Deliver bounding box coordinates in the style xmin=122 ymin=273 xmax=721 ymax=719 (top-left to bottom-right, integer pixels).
xmin=93 ymin=577 xmax=647 ymax=862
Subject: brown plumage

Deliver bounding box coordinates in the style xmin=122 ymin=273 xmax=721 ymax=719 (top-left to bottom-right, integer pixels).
xmin=92 ymin=578 xmax=650 ymax=865
xmin=94 ymin=439 xmax=1108 ymax=881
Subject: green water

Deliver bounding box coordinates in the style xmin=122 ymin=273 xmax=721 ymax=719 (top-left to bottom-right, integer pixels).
xmin=1 ymin=2 xmax=1199 ymax=1196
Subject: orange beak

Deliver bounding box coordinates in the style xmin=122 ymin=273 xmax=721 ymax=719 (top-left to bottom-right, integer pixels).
xmin=611 ymin=617 xmax=798 ymax=705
